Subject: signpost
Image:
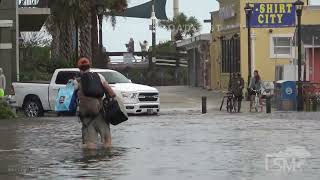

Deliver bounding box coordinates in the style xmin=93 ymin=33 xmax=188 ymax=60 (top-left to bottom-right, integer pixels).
xmin=250 ymin=3 xmax=296 ymax=28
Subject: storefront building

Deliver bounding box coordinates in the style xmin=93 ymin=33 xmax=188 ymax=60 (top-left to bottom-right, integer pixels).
xmin=177 ymin=34 xmax=212 ymax=89
xmin=210 ymin=0 xmax=320 ymax=90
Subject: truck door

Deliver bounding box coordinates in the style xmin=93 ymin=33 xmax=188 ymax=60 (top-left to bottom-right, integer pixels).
xmin=49 ymin=71 xmax=80 ymax=110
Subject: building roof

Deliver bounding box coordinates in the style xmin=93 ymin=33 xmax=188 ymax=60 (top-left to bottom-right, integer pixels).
xmin=176 ymin=34 xmax=212 ymax=48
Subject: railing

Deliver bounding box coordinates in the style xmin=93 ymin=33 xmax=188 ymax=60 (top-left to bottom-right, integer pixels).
xmin=18 ymin=0 xmax=48 ymax=8
xmin=302 ymin=82 xmax=320 ymax=111
xmin=106 ymin=51 xmax=188 ymax=67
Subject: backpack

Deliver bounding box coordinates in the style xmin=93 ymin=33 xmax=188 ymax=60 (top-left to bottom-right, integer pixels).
xmin=80 ymin=72 xmax=105 ymax=98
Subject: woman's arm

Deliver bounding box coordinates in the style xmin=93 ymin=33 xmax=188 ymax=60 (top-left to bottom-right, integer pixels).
xmin=102 ymin=81 xmax=116 ymax=98
xmin=248 ymin=78 xmax=253 ymax=89
xmin=240 ymin=78 xmax=244 ymax=89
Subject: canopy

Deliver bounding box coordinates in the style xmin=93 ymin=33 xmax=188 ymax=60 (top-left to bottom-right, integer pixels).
xmin=117 ymin=0 xmax=168 ymax=20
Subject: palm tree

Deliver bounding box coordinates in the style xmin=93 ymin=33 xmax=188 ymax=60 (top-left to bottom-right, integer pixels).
xmin=159 ymin=13 xmax=202 ymax=41
xmin=47 ymin=0 xmax=127 ymax=66
xmin=90 ymin=0 xmax=128 ymax=66
xmin=47 ymin=0 xmax=77 ymax=62
xmin=78 ymin=0 xmax=93 ymax=60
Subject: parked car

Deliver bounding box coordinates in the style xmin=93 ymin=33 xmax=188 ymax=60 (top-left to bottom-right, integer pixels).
xmin=12 ymin=68 xmax=160 ymax=117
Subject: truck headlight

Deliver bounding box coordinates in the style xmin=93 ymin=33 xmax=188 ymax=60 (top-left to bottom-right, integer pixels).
xmin=121 ymin=92 xmax=137 ymax=99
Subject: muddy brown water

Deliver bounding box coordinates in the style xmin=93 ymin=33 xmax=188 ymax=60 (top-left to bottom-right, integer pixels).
xmin=0 ymin=112 xmax=320 ymax=180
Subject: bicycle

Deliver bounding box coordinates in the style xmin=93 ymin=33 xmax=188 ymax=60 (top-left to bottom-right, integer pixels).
xmin=250 ymin=89 xmax=261 ymax=112
xmin=220 ymin=91 xmax=238 ymax=113
xmin=250 ymin=89 xmax=272 ymax=112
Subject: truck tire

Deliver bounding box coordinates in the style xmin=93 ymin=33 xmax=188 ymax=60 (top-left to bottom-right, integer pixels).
xmin=24 ymin=99 xmax=44 ymax=118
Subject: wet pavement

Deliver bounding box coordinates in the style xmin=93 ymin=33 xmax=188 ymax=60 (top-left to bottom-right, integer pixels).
xmin=0 ymin=86 xmax=320 ymax=180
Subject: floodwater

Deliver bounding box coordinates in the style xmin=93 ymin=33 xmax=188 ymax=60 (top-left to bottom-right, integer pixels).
xmin=0 ymin=112 xmax=320 ymax=180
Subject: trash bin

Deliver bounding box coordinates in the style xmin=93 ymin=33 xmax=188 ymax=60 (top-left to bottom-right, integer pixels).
xmin=275 ymin=80 xmax=297 ymax=111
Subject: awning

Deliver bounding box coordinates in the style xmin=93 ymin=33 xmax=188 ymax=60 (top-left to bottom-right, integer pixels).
xmin=115 ymin=0 xmax=168 ymax=20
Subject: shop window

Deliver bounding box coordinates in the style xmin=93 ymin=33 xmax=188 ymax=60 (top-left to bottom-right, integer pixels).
xmin=270 ymin=35 xmax=293 ymax=58
xmin=221 ymin=38 xmax=240 ymax=73
xmin=275 ymin=65 xmax=284 ymax=81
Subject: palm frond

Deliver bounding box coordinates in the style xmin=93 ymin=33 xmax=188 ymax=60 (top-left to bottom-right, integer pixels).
xmin=158 ymin=13 xmax=202 ymax=39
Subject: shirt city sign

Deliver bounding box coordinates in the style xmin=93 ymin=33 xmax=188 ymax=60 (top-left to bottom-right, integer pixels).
xmin=250 ymin=3 xmax=296 ymax=28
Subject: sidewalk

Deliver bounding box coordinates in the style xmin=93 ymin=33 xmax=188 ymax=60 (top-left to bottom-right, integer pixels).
xmin=156 ymin=86 xmax=251 ymax=113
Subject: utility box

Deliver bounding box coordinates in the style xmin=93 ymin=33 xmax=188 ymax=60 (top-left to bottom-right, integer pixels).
xmin=275 ymin=80 xmax=297 ymax=111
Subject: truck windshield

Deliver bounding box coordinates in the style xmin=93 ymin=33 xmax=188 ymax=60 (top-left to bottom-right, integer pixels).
xmin=99 ymin=71 xmax=131 ymax=84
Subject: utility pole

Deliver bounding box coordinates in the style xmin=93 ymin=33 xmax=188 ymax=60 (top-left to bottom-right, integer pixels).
xmin=294 ymin=0 xmax=304 ymax=111
xmin=149 ymin=0 xmax=156 ymax=70
xmin=172 ymin=0 xmax=179 ymax=41
xmin=244 ymin=3 xmax=253 ymax=100
xmin=173 ymin=0 xmax=179 ymax=17
xmin=173 ymin=0 xmax=180 ymax=84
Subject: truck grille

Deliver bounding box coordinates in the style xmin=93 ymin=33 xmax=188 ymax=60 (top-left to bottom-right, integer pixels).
xmin=138 ymin=93 xmax=159 ymax=102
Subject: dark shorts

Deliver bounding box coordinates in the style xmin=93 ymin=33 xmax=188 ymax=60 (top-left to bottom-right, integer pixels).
xmin=248 ymin=88 xmax=261 ymax=96
xmin=235 ymin=95 xmax=243 ymax=101
xmin=81 ymin=113 xmax=111 ymax=144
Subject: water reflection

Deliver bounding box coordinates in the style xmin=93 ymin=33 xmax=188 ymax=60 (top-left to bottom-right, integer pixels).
xmin=78 ymin=147 xmax=128 ymax=164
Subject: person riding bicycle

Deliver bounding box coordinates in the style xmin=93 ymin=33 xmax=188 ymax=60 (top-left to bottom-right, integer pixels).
xmin=231 ymin=73 xmax=244 ymax=112
xmin=249 ymin=70 xmax=264 ymax=111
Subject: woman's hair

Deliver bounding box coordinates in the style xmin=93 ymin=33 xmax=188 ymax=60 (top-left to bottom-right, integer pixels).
xmin=79 ymin=65 xmax=90 ymax=71
xmin=77 ymin=57 xmax=91 ymax=72
xmin=254 ymin=70 xmax=261 ymax=81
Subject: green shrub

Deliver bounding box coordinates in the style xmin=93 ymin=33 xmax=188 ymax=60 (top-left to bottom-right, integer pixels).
xmin=0 ymin=99 xmax=16 ymax=119
xmin=20 ymin=46 xmax=75 ymax=81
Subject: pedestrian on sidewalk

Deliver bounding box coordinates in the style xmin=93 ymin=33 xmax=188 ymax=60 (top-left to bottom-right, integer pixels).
xmin=125 ymin=38 xmax=135 ymax=53
xmin=231 ymin=73 xmax=244 ymax=112
xmin=140 ymin=40 xmax=148 ymax=60
xmin=125 ymin=38 xmax=136 ymax=62
xmin=249 ymin=70 xmax=264 ymax=111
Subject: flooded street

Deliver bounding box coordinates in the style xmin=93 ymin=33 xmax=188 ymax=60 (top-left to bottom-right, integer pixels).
xmin=0 ymin=112 xmax=320 ymax=180
xmin=0 ymin=87 xmax=320 ymax=180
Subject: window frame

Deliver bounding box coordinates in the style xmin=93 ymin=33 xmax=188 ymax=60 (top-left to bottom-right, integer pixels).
xmin=270 ymin=34 xmax=294 ymax=59
xmin=55 ymin=71 xmax=80 ymax=85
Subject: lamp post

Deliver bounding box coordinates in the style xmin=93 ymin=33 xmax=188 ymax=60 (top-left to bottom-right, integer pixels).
xmin=228 ymin=38 xmax=232 ymax=89
xmin=294 ymin=0 xmax=304 ymax=111
xmin=18 ymin=36 xmax=24 ymax=59
xmin=96 ymin=0 xmax=105 ymax=68
xmin=244 ymin=3 xmax=253 ymax=99
xmin=149 ymin=0 xmax=156 ymax=70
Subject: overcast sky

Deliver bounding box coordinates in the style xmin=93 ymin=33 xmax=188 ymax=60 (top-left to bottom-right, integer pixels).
xmin=102 ymin=0 xmax=320 ymax=52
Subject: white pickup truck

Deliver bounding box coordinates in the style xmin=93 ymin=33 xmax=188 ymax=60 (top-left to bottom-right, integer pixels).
xmin=12 ymin=68 xmax=160 ymax=117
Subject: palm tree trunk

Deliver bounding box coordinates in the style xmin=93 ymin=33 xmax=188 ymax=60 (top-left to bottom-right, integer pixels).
xmin=46 ymin=16 xmax=61 ymax=60
xmin=51 ymin=23 xmax=61 ymax=60
xmin=79 ymin=0 xmax=92 ymax=60
xmin=60 ymin=17 xmax=74 ymax=62
xmin=91 ymin=2 xmax=99 ymax=68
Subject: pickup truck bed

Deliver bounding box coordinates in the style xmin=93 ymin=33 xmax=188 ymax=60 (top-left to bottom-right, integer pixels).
xmin=19 ymin=81 xmax=50 ymax=84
